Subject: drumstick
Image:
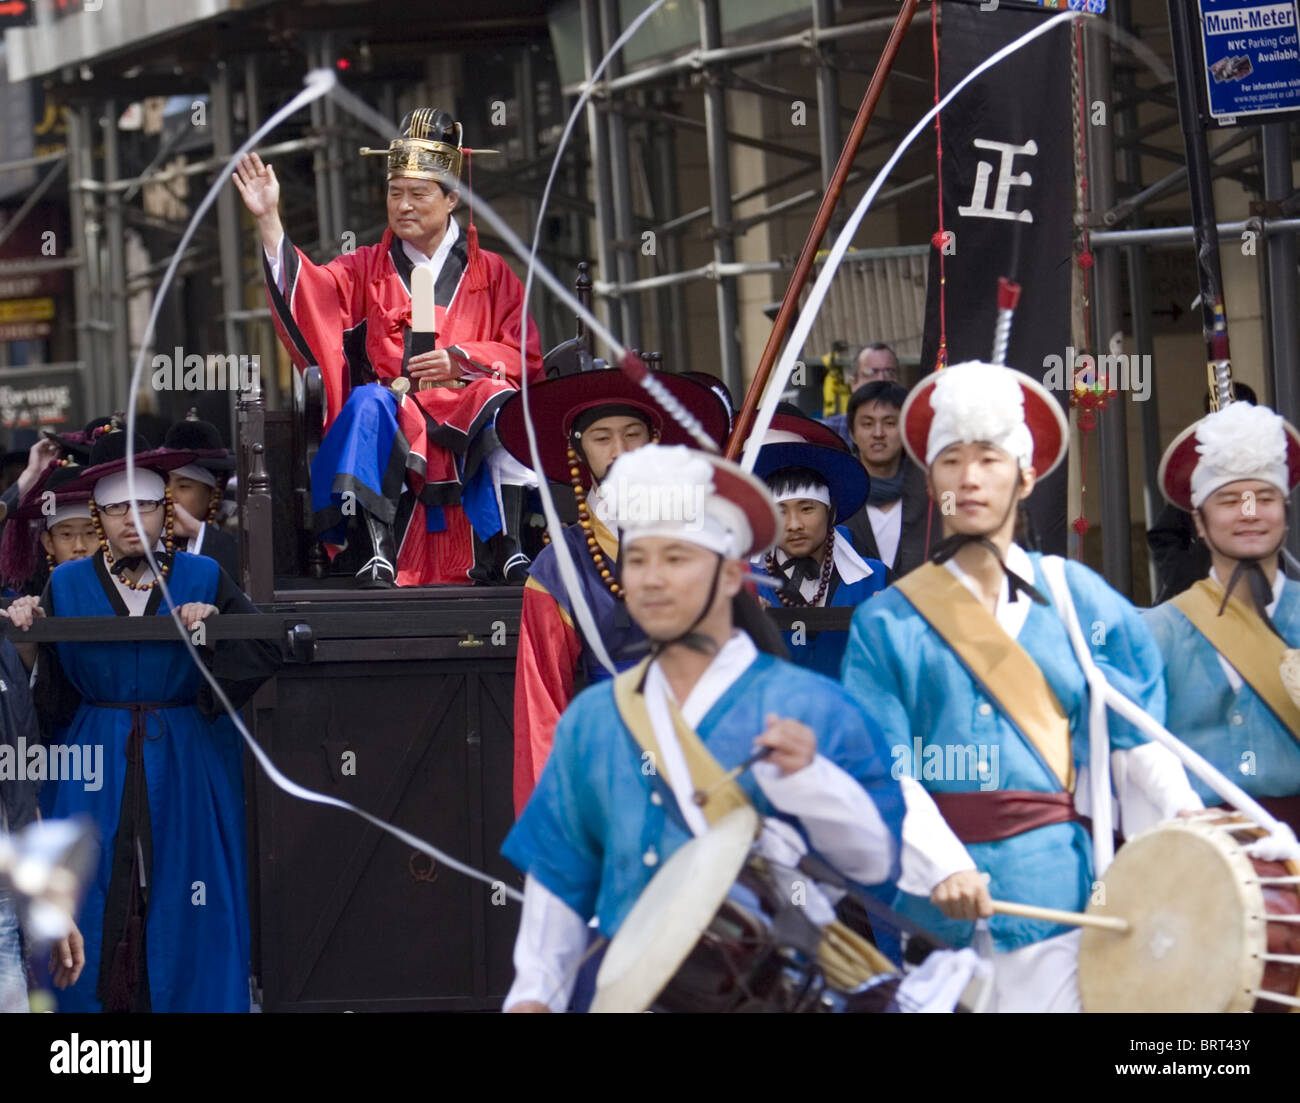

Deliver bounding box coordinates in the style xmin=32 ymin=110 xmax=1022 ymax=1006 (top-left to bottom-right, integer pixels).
xmin=692 ymin=747 xmax=775 ymax=806
xmin=990 ymin=898 xmax=1130 ymax=934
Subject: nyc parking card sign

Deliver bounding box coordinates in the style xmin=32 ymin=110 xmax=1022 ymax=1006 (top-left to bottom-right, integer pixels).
xmin=1198 ymin=0 xmax=1300 ymax=123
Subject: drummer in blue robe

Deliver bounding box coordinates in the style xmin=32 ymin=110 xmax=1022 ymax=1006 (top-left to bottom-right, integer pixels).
xmin=840 ymin=361 xmax=1200 ymax=1012
xmin=502 ymin=443 xmax=904 ymax=1012
xmin=495 ymin=369 xmax=729 ymax=814
xmin=5 ymin=428 xmax=281 ymax=1013
xmin=749 ymin=414 xmax=886 ymax=677
xmin=1144 ymin=399 xmax=1300 ymax=834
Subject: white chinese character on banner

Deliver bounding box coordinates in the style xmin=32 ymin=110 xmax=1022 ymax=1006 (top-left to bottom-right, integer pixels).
xmin=957 ymin=138 xmax=1037 ymax=224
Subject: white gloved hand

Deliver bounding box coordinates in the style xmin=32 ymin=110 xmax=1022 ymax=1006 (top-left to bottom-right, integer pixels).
xmin=1246 ymin=821 xmax=1300 ymax=863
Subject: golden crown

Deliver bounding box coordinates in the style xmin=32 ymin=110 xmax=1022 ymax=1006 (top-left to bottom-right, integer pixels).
xmin=360 ymin=108 xmax=496 ymax=183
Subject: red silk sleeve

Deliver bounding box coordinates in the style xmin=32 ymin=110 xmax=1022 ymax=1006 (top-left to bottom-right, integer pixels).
xmin=444 ymin=254 xmax=544 ymax=385
xmin=264 ymin=235 xmax=375 ymax=429
xmin=513 ymin=580 xmax=583 ymax=817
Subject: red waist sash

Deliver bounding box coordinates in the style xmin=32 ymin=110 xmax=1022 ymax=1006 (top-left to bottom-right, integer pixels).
xmin=931 ymin=789 xmax=1082 ymax=845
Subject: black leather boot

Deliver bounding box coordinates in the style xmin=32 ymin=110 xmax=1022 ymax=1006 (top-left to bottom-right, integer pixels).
xmin=493 ymin=484 xmax=532 ymax=585
xmin=356 ymin=512 xmax=397 ymax=588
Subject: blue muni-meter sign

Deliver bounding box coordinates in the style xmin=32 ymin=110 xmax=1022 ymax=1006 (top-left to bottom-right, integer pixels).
xmin=1198 ymin=0 xmax=1300 ymax=123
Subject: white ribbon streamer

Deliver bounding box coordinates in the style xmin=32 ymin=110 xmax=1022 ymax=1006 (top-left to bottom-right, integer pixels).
xmin=738 ymin=11 xmax=1090 ymax=475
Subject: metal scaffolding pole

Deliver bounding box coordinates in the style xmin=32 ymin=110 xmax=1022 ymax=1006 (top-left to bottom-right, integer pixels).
xmin=77 ymin=103 xmax=111 ymax=412
xmin=101 ymin=100 xmax=131 ymax=407
xmin=516 ymin=46 xmax=541 ymax=267
xmin=309 ymin=36 xmax=335 ymax=254
xmin=211 ymin=64 xmax=246 ymax=439
xmin=581 ymin=0 xmax=619 ymax=338
xmin=567 ymin=8 xmax=932 ymax=97
xmin=1262 ymin=122 xmax=1300 ymax=554
xmin=651 ymin=91 xmax=690 ymax=374
xmin=700 ymin=0 xmax=743 ymax=395
xmin=812 ymin=0 xmax=842 ymax=230
xmin=244 ymin=55 xmax=262 ymax=132
xmin=608 ymin=100 xmax=822 ymax=164
xmin=1112 ymin=0 xmax=1162 ymax=599
xmin=1167 ymin=0 xmax=1236 ymax=412
xmin=322 ymin=32 xmax=348 ymax=256
xmin=1105 ymin=125 xmax=1258 ymax=225
xmin=1092 ymin=216 xmax=1300 ymax=246
xmin=1085 ymin=22 xmax=1133 ymax=595
xmin=601 ymin=0 xmax=642 ymax=350
xmin=65 ymin=108 xmax=97 ymax=417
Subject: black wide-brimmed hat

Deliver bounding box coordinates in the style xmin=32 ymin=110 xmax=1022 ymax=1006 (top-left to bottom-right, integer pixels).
xmin=11 ymin=461 xmax=91 ymax=521
xmin=750 ymin=413 xmax=869 ymax=520
xmin=60 ymin=428 xmax=195 ymax=496
xmin=163 ymin=410 xmax=235 ymax=473
xmin=496 ymin=369 xmax=730 ymax=488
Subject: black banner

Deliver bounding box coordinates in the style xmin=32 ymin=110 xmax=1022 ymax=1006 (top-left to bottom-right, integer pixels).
xmin=920 ymin=4 xmax=1075 ymax=555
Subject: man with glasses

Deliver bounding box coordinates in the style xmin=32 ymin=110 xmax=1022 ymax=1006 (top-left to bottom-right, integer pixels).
xmin=3 ymin=427 xmax=280 ymax=1012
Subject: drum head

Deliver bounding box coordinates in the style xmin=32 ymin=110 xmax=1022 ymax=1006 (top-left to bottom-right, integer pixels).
xmin=1079 ymin=817 xmax=1267 ymax=1013
xmin=590 ymin=806 xmax=759 ymax=1013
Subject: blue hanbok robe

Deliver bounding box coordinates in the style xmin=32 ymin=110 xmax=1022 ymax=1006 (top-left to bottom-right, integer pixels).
xmin=1144 ymin=579 xmax=1300 ymax=809
xmin=841 ymin=553 xmax=1166 ymax=954
xmin=36 ymin=550 xmax=278 ymax=1012
xmin=753 ymin=525 xmax=887 ymax=678
xmin=504 ymin=649 xmax=904 ymax=940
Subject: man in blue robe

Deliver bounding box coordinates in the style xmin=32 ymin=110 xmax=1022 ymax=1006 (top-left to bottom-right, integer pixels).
xmin=6 ymin=430 xmax=280 ymax=1012
xmin=1144 ymin=400 xmax=1300 ymax=832
xmin=841 ymin=361 xmax=1200 ymax=1012
xmin=749 ymin=414 xmax=886 ymax=677
xmin=502 ymin=444 xmax=904 ymax=1012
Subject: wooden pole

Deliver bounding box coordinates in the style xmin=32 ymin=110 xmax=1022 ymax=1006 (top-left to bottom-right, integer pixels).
xmin=724 ymin=0 xmax=921 ymax=459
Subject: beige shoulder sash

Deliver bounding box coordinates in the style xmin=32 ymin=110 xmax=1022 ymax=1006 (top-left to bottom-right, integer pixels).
xmin=610 ymin=657 xmax=750 ymax=826
xmin=895 ymin=563 xmax=1074 ymax=790
xmin=1171 ymin=579 xmax=1300 ymax=737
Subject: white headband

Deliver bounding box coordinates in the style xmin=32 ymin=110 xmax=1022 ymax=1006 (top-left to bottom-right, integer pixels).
xmin=47 ymin=502 xmax=92 ymax=529
xmin=925 ymin=361 xmax=1034 ymax=469
xmin=93 ymin=469 xmax=166 ymax=507
xmin=1190 ymin=402 xmax=1290 ymax=508
xmin=171 ymin=463 xmax=218 ymax=488
xmin=771 ymin=482 xmax=831 ymax=507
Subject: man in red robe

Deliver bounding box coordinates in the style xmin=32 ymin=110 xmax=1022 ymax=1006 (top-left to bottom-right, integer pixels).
xmin=232 ymin=108 xmax=543 ymax=585
xmin=494 ymin=369 xmax=730 ymax=813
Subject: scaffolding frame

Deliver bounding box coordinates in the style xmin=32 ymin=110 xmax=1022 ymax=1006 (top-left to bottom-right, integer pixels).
xmin=3 ymin=0 xmax=1295 ymax=593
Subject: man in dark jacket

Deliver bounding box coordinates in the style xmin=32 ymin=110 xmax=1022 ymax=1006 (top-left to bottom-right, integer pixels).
xmin=841 ymin=381 xmax=932 ymax=580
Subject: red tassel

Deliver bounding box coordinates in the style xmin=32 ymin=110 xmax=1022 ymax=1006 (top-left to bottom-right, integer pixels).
xmin=465 ymin=221 xmax=489 ymax=293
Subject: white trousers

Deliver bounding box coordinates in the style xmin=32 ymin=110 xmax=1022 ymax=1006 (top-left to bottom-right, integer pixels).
xmin=990 ymin=929 xmax=1082 ymax=1012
